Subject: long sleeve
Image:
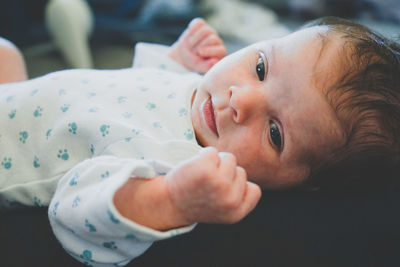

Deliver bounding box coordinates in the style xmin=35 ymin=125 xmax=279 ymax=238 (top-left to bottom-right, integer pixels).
xmin=48 ymin=155 xmax=196 ymax=266
xmin=132 ymin=42 xmax=190 ymax=73
xmin=0 ymin=48 xmax=202 ymax=265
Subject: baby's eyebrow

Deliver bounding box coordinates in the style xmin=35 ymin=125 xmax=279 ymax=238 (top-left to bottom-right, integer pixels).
xmin=265 ymin=43 xmax=276 ymax=76
xmin=271 ymin=43 xmax=277 ymax=57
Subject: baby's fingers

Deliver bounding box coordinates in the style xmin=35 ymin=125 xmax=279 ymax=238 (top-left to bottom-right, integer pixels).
xmin=192 ymin=57 xmax=220 ymax=73
xmin=188 ymin=17 xmax=206 ymax=30
xmin=229 ymin=166 xmax=248 ymax=207
xmin=217 ymin=152 xmax=237 ymax=178
xmin=194 ymin=56 xmax=222 ymax=73
xmin=188 ymin=23 xmax=216 ymax=48
xmin=177 ymin=18 xmax=205 ymax=44
xmin=230 ymin=182 xmax=261 ymax=223
xmin=243 ymin=182 xmax=262 ymax=213
xmin=197 ymin=34 xmax=224 ymax=47
xmin=198 ymin=45 xmax=227 ymax=59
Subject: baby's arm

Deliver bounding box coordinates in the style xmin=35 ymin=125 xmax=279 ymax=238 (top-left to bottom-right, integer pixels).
xmin=49 ymin=148 xmax=260 ymax=266
xmin=49 ymin=156 xmax=189 ymax=266
xmin=168 ymin=18 xmax=227 ymax=74
xmin=0 ymin=37 xmax=27 ymax=84
xmin=114 ymin=147 xmax=262 ymax=230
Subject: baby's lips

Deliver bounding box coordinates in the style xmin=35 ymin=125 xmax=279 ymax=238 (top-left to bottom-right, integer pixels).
xmin=203 ymin=96 xmax=219 ymax=136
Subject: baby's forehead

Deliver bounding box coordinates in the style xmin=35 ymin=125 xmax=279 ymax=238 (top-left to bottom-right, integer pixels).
xmin=283 ymin=29 xmax=347 ymax=165
xmin=307 ymin=31 xmax=348 ymax=93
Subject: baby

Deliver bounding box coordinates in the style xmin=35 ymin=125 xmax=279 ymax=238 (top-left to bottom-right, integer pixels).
xmin=1 ymin=16 xmax=399 ymax=266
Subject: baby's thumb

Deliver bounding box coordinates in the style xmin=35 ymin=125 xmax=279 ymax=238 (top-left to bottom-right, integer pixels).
xmin=241 ymin=182 xmax=262 ymax=215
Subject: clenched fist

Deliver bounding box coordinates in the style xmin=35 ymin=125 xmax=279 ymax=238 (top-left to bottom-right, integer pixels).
xmin=169 ymin=18 xmax=227 ymax=73
xmin=166 ymin=147 xmax=262 ymax=225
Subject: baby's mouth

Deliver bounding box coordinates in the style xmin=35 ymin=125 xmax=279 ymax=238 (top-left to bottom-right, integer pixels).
xmin=203 ymin=96 xmax=219 ymax=137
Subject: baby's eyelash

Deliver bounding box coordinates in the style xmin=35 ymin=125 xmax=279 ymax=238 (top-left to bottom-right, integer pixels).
xmin=269 ymin=120 xmax=282 ymax=150
xmin=255 ymin=51 xmax=267 ymax=82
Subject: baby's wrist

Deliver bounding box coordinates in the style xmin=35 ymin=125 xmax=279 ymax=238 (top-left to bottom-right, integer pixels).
xmin=167 ymin=46 xmax=181 ymax=65
xmin=168 ymin=45 xmax=191 ymax=71
xmin=148 ymin=175 xmax=194 ymax=229
xmin=113 ymin=175 xmax=192 ymax=231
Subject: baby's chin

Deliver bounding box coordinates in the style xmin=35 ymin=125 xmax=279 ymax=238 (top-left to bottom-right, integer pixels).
xmin=190 ymin=89 xmax=197 ymax=107
xmin=195 ymin=132 xmax=214 ymax=148
xmin=195 ymin=135 xmax=205 ymax=147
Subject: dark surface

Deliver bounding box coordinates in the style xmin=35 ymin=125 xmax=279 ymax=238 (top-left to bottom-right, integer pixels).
xmin=2 ymin=190 xmax=400 ymax=267
xmin=1 ymin=1 xmax=399 ymax=266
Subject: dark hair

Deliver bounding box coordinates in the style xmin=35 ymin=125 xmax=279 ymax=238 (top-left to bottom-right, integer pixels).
xmin=300 ymin=17 xmax=400 ymax=192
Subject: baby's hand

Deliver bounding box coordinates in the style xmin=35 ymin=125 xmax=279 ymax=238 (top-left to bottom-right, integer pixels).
xmin=166 ymin=147 xmax=261 ymax=225
xmin=169 ymin=18 xmax=227 ymax=74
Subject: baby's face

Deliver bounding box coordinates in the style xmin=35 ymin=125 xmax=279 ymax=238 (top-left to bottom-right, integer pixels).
xmin=191 ymin=26 xmax=345 ymax=189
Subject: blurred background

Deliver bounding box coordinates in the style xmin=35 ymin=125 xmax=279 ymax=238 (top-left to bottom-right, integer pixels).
xmin=0 ymin=0 xmax=399 ymax=77
xmin=0 ymin=0 xmax=400 ymax=266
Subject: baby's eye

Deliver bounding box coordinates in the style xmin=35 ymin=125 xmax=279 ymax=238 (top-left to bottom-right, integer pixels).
xmin=256 ymin=53 xmax=266 ymax=81
xmin=269 ymin=121 xmax=282 ymax=150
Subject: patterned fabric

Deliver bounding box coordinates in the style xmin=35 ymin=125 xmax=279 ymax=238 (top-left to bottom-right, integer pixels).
xmin=0 ymin=43 xmax=202 ymax=266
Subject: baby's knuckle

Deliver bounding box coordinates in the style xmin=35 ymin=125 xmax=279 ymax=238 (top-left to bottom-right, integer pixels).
xmin=189 ymin=17 xmax=204 ymax=28
xmin=221 ymin=195 xmax=240 ymax=210
xmin=213 ymin=35 xmax=222 ymax=43
xmin=219 ymin=152 xmax=236 ymax=164
xmin=203 ymin=147 xmax=219 ymax=160
xmin=236 ymin=166 xmax=247 ymax=178
xmin=208 ymin=35 xmax=217 ymax=42
xmin=210 ymin=34 xmax=220 ymax=42
xmin=183 ymin=158 xmax=199 ymax=170
xmin=211 ymin=179 xmax=226 ymax=193
xmin=197 ymin=167 xmax=213 ymax=180
xmin=201 ymin=146 xmax=218 ymax=154
xmin=199 ymin=47 xmax=208 ymax=55
xmin=225 ymin=212 xmax=241 ymax=224
xmin=221 ymin=46 xmax=227 ymax=54
xmin=202 ymin=23 xmax=211 ymax=30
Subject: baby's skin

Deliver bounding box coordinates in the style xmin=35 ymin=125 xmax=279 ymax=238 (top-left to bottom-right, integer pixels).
xmin=168 ymin=17 xmax=227 ymax=73
xmin=116 ymin=14 xmax=345 ymax=230
xmin=114 ymin=18 xmax=262 ymax=230
xmin=0 ymin=37 xmax=27 ymax=84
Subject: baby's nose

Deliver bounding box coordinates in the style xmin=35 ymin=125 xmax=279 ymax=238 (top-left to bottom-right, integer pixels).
xmin=229 ymin=85 xmax=256 ymax=124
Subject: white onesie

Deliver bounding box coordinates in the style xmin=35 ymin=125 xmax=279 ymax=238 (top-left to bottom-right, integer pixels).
xmin=0 ymin=43 xmax=202 ymax=266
